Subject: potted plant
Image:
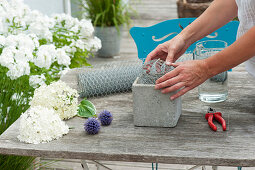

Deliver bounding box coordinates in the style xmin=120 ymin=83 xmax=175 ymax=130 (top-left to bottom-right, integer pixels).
xmin=81 ymin=0 xmax=133 ymax=57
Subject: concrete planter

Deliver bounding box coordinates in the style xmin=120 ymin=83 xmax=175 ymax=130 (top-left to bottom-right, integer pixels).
xmin=132 ymin=77 xmax=182 ymax=127
xmin=95 ymin=26 xmax=123 ymax=58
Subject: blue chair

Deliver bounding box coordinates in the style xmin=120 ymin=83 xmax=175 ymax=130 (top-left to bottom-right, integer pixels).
xmin=130 ymin=18 xmax=239 ymax=62
xmin=130 ymin=18 xmax=240 ymax=170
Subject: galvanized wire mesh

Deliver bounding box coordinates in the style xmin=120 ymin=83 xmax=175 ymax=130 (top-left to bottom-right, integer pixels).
xmin=78 ymin=58 xmax=182 ymax=98
xmin=138 ymin=59 xmax=174 ymax=84
xmin=78 ymin=61 xmax=142 ymax=98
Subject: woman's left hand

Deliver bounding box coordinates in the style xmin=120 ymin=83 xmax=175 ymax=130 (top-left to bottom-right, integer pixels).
xmin=155 ymin=60 xmax=211 ymax=100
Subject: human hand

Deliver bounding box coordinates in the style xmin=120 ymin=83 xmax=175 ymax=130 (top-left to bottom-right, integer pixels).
xmin=145 ymin=35 xmax=190 ymax=64
xmin=155 ymin=60 xmax=211 ymax=100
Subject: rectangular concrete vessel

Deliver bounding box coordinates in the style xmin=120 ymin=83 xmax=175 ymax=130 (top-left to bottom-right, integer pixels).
xmin=132 ymin=77 xmax=182 ymax=127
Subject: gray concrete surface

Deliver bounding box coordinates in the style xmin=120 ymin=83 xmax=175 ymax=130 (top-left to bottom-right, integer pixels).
xmin=132 ymin=77 xmax=182 ymax=127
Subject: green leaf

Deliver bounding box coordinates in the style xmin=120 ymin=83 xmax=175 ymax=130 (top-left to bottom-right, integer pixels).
xmin=78 ymin=99 xmax=96 ymax=118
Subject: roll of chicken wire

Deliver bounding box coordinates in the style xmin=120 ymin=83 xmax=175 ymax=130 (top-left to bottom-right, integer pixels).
xmin=78 ymin=61 xmax=143 ymax=98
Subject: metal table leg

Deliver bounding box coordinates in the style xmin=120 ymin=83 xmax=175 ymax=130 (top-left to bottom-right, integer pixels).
xmin=212 ymin=166 xmax=218 ymax=170
xmin=81 ymin=160 xmax=90 ymax=170
xmin=81 ymin=160 xmax=112 ymax=170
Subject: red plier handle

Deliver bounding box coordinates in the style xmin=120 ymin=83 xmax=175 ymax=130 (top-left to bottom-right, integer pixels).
xmin=205 ymin=108 xmax=226 ymax=131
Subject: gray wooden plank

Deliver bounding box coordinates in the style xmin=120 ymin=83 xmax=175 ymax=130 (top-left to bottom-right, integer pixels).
xmin=1 ymin=72 xmax=255 ymax=167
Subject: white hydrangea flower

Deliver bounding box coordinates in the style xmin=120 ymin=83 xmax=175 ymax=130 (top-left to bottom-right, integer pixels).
xmin=34 ymin=44 xmax=56 ymax=69
xmin=29 ymin=74 xmax=46 ymax=88
xmin=30 ymin=80 xmax=79 ymax=120
xmin=17 ymin=106 xmax=69 ymax=144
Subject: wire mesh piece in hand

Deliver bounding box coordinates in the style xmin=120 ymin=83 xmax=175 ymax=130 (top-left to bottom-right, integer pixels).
xmin=138 ymin=59 xmax=174 ymax=85
xmin=78 ymin=61 xmax=142 ymax=98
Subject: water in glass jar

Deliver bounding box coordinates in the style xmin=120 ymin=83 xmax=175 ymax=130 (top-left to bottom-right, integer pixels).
xmin=194 ymin=40 xmax=228 ymax=103
xmin=199 ymin=71 xmax=228 ymax=103
xmin=198 ymin=51 xmax=228 ymax=103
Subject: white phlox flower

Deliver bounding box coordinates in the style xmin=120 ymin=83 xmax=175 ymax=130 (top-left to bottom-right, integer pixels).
xmin=29 ymin=74 xmax=46 ymax=88
xmin=59 ymin=67 xmax=70 ymax=78
xmin=88 ymin=37 xmax=102 ymax=52
xmin=79 ymin=19 xmax=94 ymax=38
xmin=0 ymin=35 xmax=6 ymax=46
xmin=6 ymin=61 xmax=30 ymax=80
xmin=0 ymin=46 xmax=15 ymax=68
xmin=56 ymin=48 xmax=71 ymax=66
xmin=0 ymin=0 xmax=101 ymax=81
xmin=28 ymin=16 xmax=54 ymax=40
xmin=34 ymin=44 xmax=56 ymax=69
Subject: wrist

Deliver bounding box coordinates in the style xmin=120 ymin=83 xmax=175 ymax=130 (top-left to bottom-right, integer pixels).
xmin=203 ymin=58 xmax=218 ymax=78
xmin=179 ymin=29 xmax=196 ymax=47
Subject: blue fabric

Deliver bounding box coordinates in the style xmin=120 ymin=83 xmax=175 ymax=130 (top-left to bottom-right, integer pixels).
xmin=130 ymin=18 xmax=239 ymax=61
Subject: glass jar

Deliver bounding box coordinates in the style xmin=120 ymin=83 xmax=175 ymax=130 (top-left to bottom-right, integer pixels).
xmin=193 ymin=40 xmax=228 ymax=103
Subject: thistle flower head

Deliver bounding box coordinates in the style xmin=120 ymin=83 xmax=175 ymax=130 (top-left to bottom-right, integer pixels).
xmin=84 ymin=117 xmax=100 ymax=135
xmin=98 ymin=110 xmax=113 ymax=126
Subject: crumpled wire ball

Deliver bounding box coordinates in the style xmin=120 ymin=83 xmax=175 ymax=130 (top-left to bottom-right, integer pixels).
xmin=84 ymin=117 xmax=101 ymax=135
xmin=139 ymin=59 xmax=174 ymax=85
xmin=98 ymin=110 xmax=113 ymax=126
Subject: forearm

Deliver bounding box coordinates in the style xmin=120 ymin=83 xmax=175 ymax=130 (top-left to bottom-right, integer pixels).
xmin=205 ymin=26 xmax=255 ymax=77
xmin=179 ymin=0 xmax=238 ymax=46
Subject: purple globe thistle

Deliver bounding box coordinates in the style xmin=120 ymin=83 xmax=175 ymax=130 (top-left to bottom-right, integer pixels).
xmin=98 ymin=110 xmax=113 ymax=126
xmin=84 ymin=117 xmax=100 ymax=135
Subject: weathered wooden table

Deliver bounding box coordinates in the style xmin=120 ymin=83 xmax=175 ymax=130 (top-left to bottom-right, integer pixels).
xmin=0 ymin=71 xmax=255 ymax=168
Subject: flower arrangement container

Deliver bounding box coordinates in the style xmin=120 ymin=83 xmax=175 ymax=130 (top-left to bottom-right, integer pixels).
xmin=132 ymin=77 xmax=182 ymax=127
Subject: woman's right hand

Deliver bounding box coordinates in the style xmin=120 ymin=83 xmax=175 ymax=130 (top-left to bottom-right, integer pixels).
xmin=145 ymin=34 xmax=190 ymax=64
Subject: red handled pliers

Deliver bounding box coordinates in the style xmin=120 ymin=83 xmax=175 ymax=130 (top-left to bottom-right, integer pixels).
xmin=205 ymin=107 xmax=226 ymax=131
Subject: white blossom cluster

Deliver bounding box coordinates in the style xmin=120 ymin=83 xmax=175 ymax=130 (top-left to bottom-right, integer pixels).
xmin=30 ymin=81 xmax=79 ymax=120
xmin=0 ymin=0 xmax=101 ymax=87
xmin=0 ymin=34 xmax=39 ymax=80
xmin=17 ymin=106 xmax=69 ymax=144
